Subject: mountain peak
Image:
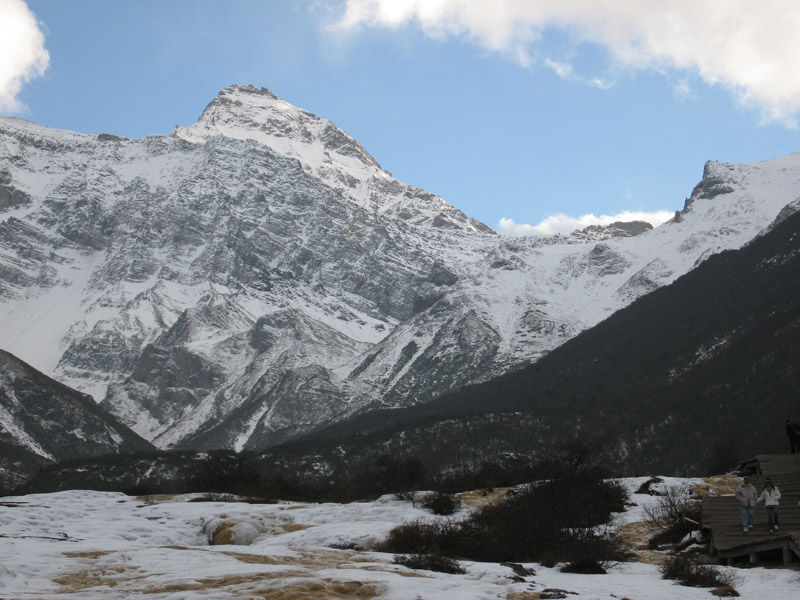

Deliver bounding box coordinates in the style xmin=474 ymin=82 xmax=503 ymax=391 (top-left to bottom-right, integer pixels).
xmin=170 ymin=84 xmax=493 ymax=234
xmin=172 ymin=84 xmax=383 ymax=175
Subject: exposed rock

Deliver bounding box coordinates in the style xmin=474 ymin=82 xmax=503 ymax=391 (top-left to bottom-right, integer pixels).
xmin=576 ymin=220 xmax=653 ymax=239
xmin=711 ymin=585 xmax=740 ymax=597
xmin=690 ymin=161 xmax=737 ymax=200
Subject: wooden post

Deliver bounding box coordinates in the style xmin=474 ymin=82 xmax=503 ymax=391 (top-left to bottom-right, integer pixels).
xmin=783 ymin=543 xmax=792 ymax=565
xmin=749 ymin=549 xmax=757 ymax=563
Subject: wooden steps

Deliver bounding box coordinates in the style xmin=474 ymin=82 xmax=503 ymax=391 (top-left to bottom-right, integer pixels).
xmin=701 ymin=455 xmax=800 ymax=564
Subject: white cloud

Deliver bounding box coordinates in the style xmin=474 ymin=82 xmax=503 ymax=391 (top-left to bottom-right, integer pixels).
xmin=0 ymin=0 xmax=49 ymax=114
xmin=498 ymin=209 xmax=675 ymax=236
xmin=673 ymin=78 xmax=695 ymax=103
xmin=337 ymin=0 xmax=800 ymax=126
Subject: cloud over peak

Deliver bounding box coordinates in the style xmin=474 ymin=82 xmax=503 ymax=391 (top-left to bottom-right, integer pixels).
xmin=0 ymin=0 xmax=49 ymax=114
xmin=337 ymin=0 xmax=800 ymax=126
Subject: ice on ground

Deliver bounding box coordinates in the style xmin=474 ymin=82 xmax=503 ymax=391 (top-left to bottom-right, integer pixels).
xmin=0 ymin=480 xmax=797 ymax=599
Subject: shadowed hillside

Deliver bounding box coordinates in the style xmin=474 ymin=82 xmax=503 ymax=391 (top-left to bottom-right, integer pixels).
xmin=258 ymin=207 xmax=800 ymax=478
xmin=0 ymin=350 xmax=154 ymax=490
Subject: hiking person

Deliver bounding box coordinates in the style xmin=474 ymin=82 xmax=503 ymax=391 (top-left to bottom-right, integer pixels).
xmin=735 ymin=476 xmax=758 ymax=532
xmin=786 ymin=420 xmax=800 ymax=453
xmin=757 ymin=479 xmax=781 ymax=533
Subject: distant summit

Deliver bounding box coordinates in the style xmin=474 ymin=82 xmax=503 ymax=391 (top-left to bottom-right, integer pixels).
xmin=574 ymin=220 xmax=653 ymax=240
xmin=172 ymin=85 xmax=493 ymax=234
xmin=173 ymin=85 xmax=383 ymax=173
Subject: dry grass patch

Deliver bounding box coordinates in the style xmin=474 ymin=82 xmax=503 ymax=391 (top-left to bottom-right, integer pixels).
xmin=142 ymin=574 xmax=263 ymax=594
xmin=54 ymin=570 xmax=117 ymax=590
xmin=140 ymin=571 xmax=317 ymax=595
xmin=62 ymin=550 xmax=113 ymax=559
xmin=54 ymin=566 xmax=146 ymax=592
xmin=359 ymin=564 xmax=433 ymax=578
xmin=223 ymin=547 xmax=378 ymax=570
xmin=142 ymin=575 xmax=378 ymax=598
xmin=252 ymin=579 xmax=379 ymax=599
xmin=211 ymin=520 xmax=238 ymax=545
xmin=279 ymin=522 xmax=312 ymax=533
xmin=692 ymin=474 xmax=740 ymax=497
xmin=617 ymin=521 xmax=666 ymax=565
xmin=305 ymin=548 xmax=377 ymax=565
xmin=54 ymin=537 xmax=397 ymax=597
xmin=459 ymin=487 xmax=511 ymax=509
xmin=223 ymin=551 xmax=288 ymax=565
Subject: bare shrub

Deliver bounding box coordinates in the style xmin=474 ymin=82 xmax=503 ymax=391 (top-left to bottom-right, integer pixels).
xmin=189 ymin=492 xmax=278 ymax=504
xmin=642 ymin=485 xmax=702 ymax=548
xmin=635 ymin=477 xmax=663 ymax=495
xmin=328 ymin=538 xmax=360 ymax=550
xmin=379 ymin=473 xmax=629 ymax=566
xmin=189 ymin=492 xmax=238 ymax=503
xmin=394 ymin=553 xmax=466 ymax=574
xmin=377 ymin=519 xmax=462 ymax=555
xmin=421 ymin=492 xmax=462 ymax=516
xmin=659 ymin=555 xmax=742 ymax=589
xmin=559 ymin=526 xmax=628 ymax=574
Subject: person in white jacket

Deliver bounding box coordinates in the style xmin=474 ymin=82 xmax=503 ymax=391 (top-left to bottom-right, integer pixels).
xmin=757 ymin=479 xmax=781 ymax=533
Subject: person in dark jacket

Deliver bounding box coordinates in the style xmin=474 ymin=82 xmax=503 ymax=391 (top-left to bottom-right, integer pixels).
xmin=785 ymin=420 xmax=800 ymax=453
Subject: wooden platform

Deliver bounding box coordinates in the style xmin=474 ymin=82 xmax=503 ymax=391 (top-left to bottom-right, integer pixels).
xmin=702 ymin=455 xmax=800 ymax=565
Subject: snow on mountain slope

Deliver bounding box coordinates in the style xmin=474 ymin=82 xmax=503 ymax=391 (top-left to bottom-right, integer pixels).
xmin=173 ymin=85 xmax=492 ymax=234
xmin=1 ymin=84 xmax=799 ymax=450
xmin=0 ymin=350 xmax=153 ymax=488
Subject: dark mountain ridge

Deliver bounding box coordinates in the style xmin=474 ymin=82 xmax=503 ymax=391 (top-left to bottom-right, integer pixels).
xmin=254 ymin=206 xmax=800 ymax=477
xmin=0 ymin=350 xmax=154 ymax=489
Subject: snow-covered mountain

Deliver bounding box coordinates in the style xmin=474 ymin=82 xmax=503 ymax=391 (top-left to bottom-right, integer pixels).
xmin=1 ymin=84 xmax=798 ymax=451
xmin=0 ymin=350 xmax=152 ymax=489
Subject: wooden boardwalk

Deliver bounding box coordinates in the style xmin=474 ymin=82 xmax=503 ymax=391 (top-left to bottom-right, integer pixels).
xmin=702 ymin=455 xmax=800 ymax=565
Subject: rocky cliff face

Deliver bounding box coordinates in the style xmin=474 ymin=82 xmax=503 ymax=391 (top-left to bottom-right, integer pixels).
xmin=0 ymin=350 xmax=152 ymax=489
xmin=1 ymin=85 xmax=799 ymax=451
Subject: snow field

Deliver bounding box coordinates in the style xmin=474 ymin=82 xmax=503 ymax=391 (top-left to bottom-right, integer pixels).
xmin=1 ymin=479 xmax=798 ymax=599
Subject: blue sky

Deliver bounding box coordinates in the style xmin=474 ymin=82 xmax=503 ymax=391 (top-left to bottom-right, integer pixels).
xmin=3 ymin=0 xmax=800 ymax=234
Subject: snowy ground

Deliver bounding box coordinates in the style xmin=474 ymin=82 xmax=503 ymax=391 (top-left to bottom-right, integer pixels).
xmin=0 ymin=478 xmax=797 ymax=599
